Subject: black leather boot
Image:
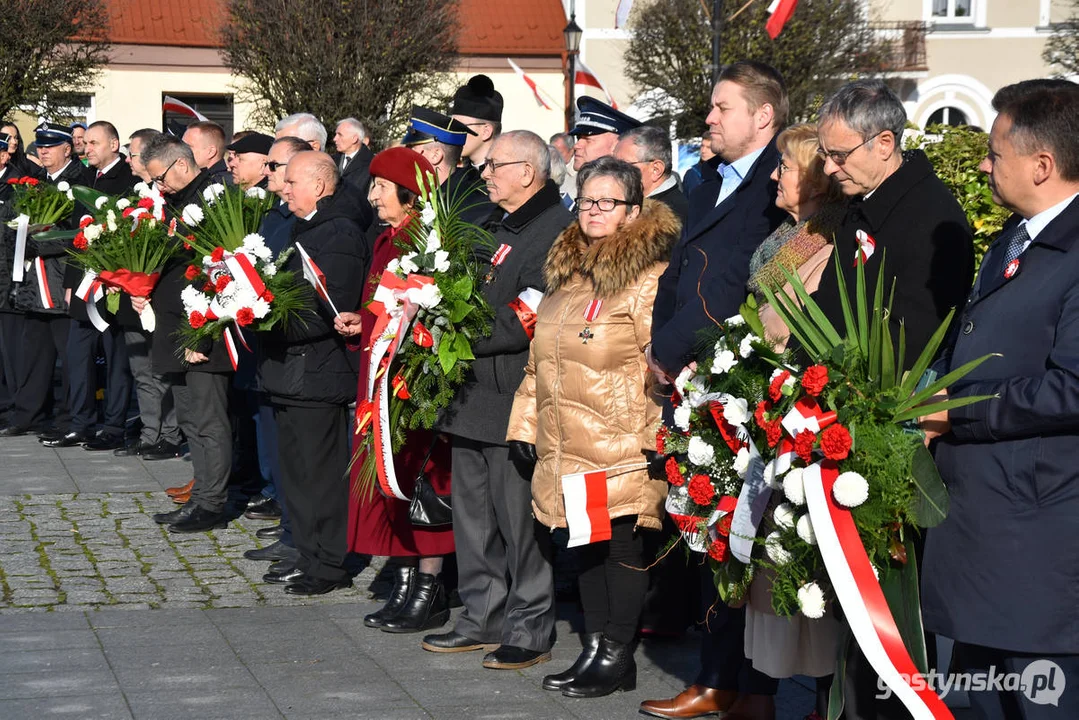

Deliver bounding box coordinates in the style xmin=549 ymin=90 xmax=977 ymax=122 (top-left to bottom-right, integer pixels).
xmin=542 ymin=632 xmax=602 ymax=691
xmin=379 ymin=572 xmax=449 ymax=633
xmin=561 ymin=635 xmax=636 ymax=698
xmin=364 ymin=564 xmax=415 ymax=628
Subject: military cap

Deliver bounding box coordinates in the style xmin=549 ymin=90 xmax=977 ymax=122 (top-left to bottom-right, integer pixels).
xmin=451 ymin=75 xmax=504 ymax=123
xmin=570 ymin=97 xmax=642 ymax=137
xmin=35 ymin=122 xmax=74 ymax=148
xmin=226 ymin=132 xmax=275 ymax=156
xmin=402 ymin=106 xmax=476 ymax=148
xmin=70 ymin=122 xmax=88 ymax=131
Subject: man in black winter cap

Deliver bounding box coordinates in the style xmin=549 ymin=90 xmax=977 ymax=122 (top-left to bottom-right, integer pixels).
xmin=451 ymin=74 xmax=504 ymax=168
xmin=226 ymin=132 xmax=274 ymax=190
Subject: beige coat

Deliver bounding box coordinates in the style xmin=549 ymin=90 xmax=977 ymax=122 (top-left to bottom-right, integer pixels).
xmin=507 ymin=201 xmax=680 ymax=531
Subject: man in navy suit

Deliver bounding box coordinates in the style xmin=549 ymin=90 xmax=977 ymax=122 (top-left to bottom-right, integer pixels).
xmin=640 ymin=60 xmax=788 ymax=720
xmin=921 ymin=78 xmax=1079 ymax=720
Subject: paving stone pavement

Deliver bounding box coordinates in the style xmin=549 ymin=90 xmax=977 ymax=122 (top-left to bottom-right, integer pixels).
xmin=0 ymin=433 xmax=819 ymax=719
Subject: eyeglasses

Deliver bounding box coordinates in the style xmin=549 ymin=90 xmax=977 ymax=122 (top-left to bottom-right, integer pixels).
xmin=816 ymin=131 xmax=884 ymax=166
xmin=576 ymin=197 xmax=632 ymax=212
xmin=151 ymin=157 xmax=179 ymax=185
xmin=776 ymin=160 xmax=791 ymax=178
xmin=479 ymin=159 xmax=527 ymax=174
xmin=264 ymin=160 xmax=288 ymax=172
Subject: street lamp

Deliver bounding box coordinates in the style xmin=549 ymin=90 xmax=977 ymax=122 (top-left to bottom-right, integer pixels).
xmin=563 ymin=15 xmax=583 ymax=132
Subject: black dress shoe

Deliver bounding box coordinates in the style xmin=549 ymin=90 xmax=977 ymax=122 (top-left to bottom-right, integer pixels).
xmin=153 ymin=501 xmax=198 ymax=525
xmin=84 ymin=433 xmax=124 ymax=451
xmin=255 ymin=524 xmax=284 ymax=540
xmin=243 ymin=495 xmax=282 ymax=520
xmin=168 ymin=506 xmax=229 ymax=533
xmin=142 ymin=440 xmax=183 ymax=461
xmin=561 ymin=635 xmax=636 ymax=698
xmin=243 ymin=540 xmax=298 ymax=562
xmin=380 ymin=572 xmax=449 ymax=634
xmin=264 ymin=567 xmax=304 ymax=584
xmin=42 ymin=430 xmax=93 ymax=448
xmin=0 ymin=424 xmax=33 ymax=437
xmin=268 ymin=558 xmax=295 ymax=574
xmin=37 ymin=428 xmax=65 ymax=442
xmin=113 ymin=439 xmax=152 ymax=457
xmin=364 ymin=564 xmax=416 ymax=628
xmin=421 ymin=630 xmax=497 ymax=653
xmin=284 ymin=576 xmax=352 ymax=596
xmin=483 ymin=645 xmax=552 ymax=670
xmin=543 ymin=632 xmax=602 ymax=690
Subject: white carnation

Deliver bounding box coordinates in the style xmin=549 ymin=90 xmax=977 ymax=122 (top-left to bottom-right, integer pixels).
xmin=687 ymin=436 xmax=715 ymax=467
xmin=724 ymin=314 xmax=745 ymax=327
xmin=115 ymin=198 xmax=131 ymax=210
xmin=672 ymin=403 xmax=691 ymax=432
xmin=251 ymin=298 xmax=271 ymax=319
xmin=66 ymin=190 xmax=74 ymax=201
xmin=711 ymin=349 xmax=738 ymax=375
xmin=95 ymin=196 xmax=109 ymax=210
xmin=106 ymin=210 xmax=117 ymax=233
xmin=82 ymin=224 xmax=102 ymax=242
xmin=773 ymin=503 xmax=796 ymax=529
xmin=797 ymin=582 xmax=827 ymax=619
xmin=57 ymin=181 xmax=70 ymax=192
xmin=433 ymin=250 xmax=450 ymax=273
xmin=245 ymin=186 xmax=267 ymax=199
xmin=181 ymin=204 xmax=204 ymax=226
xmin=385 ymin=258 xmax=401 ymax=274
xmin=722 ymin=397 xmax=749 ymax=426
xmin=782 ymin=467 xmax=806 ymax=506
xmin=408 ymin=282 xmax=442 ymax=309
xmin=399 ymin=253 xmax=419 ymax=275
xmin=133 ymin=181 xmax=151 ymax=197
xmin=424 ymin=228 xmax=441 ymax=253
xmin=202 ymin=184 xmax=226 ymax=202
xmin=739 ymin=333 xmax=759 ymax=359
xmin=420 ymin=205 xmax=437 ymax=225
xmin=733 ymin=447 xmax=751 ymax=478
xmin=763 ymin=459 xmax=784 ymax=489
xmin=833 ymin=471 xmax=869 ymax=508
xmin=796 ymin=514 xmax=817 ymax=545
xmin=181 ymin=286 xmax=210 ymax=314
xmin=765 ymin=531 xmax=791 ymax=565
xmin=262 ymin=263 xmax=277 ymax=278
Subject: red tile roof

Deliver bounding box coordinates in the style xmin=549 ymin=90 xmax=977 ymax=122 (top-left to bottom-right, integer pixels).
xmin=105 ymin=0 xmax=567 ymax=55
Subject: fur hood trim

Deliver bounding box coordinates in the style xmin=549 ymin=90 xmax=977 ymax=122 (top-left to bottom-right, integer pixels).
xmin=544 ymin=199 xmax=680 ymax=298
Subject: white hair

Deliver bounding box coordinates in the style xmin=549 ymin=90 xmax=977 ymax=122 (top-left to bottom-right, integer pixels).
xmin=336 ymin=117 xmax=367 ymax=142
xmin=274 ymin=113 xmax=328 ymax=148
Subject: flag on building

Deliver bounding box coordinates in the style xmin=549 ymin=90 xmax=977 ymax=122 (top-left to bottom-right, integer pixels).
xmin=615 ymin=0 xmax=634 ymax=28
xmin=162 ymin=96 xmax=208 ymax=122
xmin=507 ymin=59 xmax=553 ymax=110
xmin=765 ymin=0 xmax=799 ymax=39
xmin=575 ymin=60 xmax=619 ymax=110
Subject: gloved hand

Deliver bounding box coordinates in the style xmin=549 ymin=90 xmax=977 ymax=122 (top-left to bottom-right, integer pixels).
xmin=644 ymin=450 xmax=685 ymax=481
xmin=508 ymin=440 xmax=538 ymax=478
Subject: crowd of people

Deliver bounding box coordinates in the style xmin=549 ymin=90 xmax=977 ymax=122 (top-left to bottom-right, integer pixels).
xmin=0 ymin=62 xmax=1076 ymax=720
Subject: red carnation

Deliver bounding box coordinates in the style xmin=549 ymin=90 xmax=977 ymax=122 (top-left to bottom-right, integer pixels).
xmin=214 ymin=275 xmax=231 ymax=293
xmin=763 ymin=418 xmax=782 ymax=447
xmin=235 ymin=307 xmax=255 ymax=326
xmin=820 ymin=424 xmax=853 ymax=460
xmin=24 ymin=177 xmax=39 ymax=186
xmin=801 ymin=365 xmax=829 ymax=396
xmin=183 ymin=241 xmax=192 ymax=250
xmin=4 ymin=178 xmax=15 ymax=185
xmin=754 ymin=400 xmax=771 ymax=428
xmin=78 ymin=216 xmax=94 ymax=229
xmin=261 ymin=290 xmax=274 ymax=303
xmin=687 ymin=474 xmax=716 ymax=506
xmin=202 ymin=282 xmax=214 ymax=292
xmin=121 ymin=207 xmax=135 ymax=218
xmin=665 ymin=456 xmax=684 ymax=487
xmin=656 ymin=426 xmax=670 ymax=454
xmin=708 ymin=537 xmax=729 ymax=562
xmin=769 ymin=370 xmax=791 ymax=401
xmin=794 ymin=431 xmax=817 ymax=462
xmin=184 ymin=265 xmax=200 ymax=281
xmin=73 ymin=233 xmax=87 ymax=250
xmin=210 ymin=246 xmax=225 ymax=263
xmin=188 ymin=311 xmax=206 ymax=329
xmin=137 ymin=197 xmax=155 ymax=209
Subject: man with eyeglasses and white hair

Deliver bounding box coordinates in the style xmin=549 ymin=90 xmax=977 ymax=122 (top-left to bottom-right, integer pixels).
xmin=274 ymin=112 xmax=327 ymax=152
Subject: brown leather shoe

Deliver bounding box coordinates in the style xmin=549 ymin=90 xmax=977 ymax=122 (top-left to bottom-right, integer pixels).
xmin=639 ymin=685 xmax=738 ymax=719
xmin=166 ymin=480 xmax=194 ymax=498
xmin=724 ymin=693 xmax=776 ymax=720
xmin=171 ymin=490 xmax=191 ymax=504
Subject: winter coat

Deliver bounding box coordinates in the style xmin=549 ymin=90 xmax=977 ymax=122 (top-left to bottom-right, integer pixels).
xmin=506 ymin=200 xmax=680 ymax=531
xmin=438 ymin=180 xmax=574 ymax=445
xmin=258 ymin=190 xmax=369 ymax=407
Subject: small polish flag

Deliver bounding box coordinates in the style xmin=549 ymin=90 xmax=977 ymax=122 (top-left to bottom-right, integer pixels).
xmin=563 ymin=470 xmax=612 ymax=547
xmin=575 ymin=60 xmax=619 ymax=110
xmin=765 ymin=0 xmax=798 ymax=39
xmin=854 ymin=229 xmax=876 ymax=266
xmin=295 ymin=242 xmax=340 ymax=316
xmin=615 ymin=0 xmax=634 ymax=28
xmin=507 ymin=59 xmax=554 ymax=110
xmin=162 ymin=96 xmax=209 ymax=122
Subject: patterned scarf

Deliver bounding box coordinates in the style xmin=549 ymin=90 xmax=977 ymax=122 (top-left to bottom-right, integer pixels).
xmin=748 ymin=203 xmax=847 ymax=299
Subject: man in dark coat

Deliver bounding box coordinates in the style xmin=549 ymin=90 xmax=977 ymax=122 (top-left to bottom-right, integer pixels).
xmin=258 ymin=151 xmax=368 ymax=596
xmin=921 ymin=79 xmax=1079 ymax=720
xmin=641 ymin=62 xmax=789 ymax=720
xmin=451 ymin=74 xmax=503 ymax=169
xmin=182 ymin=121 xmax=231 ymax=185
xmin=681 ymin=131 xmax=721 ymax=199
xmin=614 ymin=125 xmax=689 ymax=225
xmin=138 ymin=134 xmax=235 ymax=534
xmin=423 ymin=131 xmax=570 ymax=668
xmin=0 ymin=130 xmax=23 ymax=426
xmin=332 ymin=118 xmax=373 ymax=197
xmin=54 ymin=120 xmax=136 ymax=451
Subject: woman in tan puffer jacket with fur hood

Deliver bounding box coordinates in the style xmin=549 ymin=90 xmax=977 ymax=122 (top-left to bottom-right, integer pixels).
xmin=506 ymin=157 xmax=679 ymax=700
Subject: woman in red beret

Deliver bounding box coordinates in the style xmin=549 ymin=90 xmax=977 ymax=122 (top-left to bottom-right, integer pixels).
xmin=334 ymin=147 xmax=455 ymax=633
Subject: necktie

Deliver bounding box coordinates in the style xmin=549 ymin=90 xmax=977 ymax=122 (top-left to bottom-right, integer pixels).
xmin=96 ymin=170 xmax=103 ymax=179
xmin=341 ymin=156 xmax=350 ymax=172
xmin=999 ymin=222 xmax=1030 ymax=274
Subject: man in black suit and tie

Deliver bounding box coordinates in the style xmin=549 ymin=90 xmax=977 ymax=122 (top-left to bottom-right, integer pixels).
xmin=921 ymin=78 xmax=1079 ymax=720
xmin=641 ymin=61 xmax=788 ymax=720
xmin=333 ymin=118 xmax=372 ymax=194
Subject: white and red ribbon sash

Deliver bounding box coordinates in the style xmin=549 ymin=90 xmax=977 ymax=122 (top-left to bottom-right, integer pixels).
xmin=508 ymin=287 xmax=544 ymax=339
xmin=803 ymin=461 xmax=952 ymax=720
xmin=35 ymin=258 xmax=55 ymax=309
xmin=563 ymin=462 xmax=648 ymax=548
xmin=12 ymin=214 xmax=29 ymax=282
xmin=222 ymin=327 xmax=240 ymax=371
xmin=76 ymin=271 xmax=109 ymax=332
xmin=583 ymin=298 xmax=603 ymax=322
xmin=781 ymin=396 xmax=838 ymax=437
xmin=490 ymin=243 xmax=512 ymax=266
xmin=854 ymin=229 xmax=876 ymax=266
xmin=223 ymin=252 xmax=267 ymax=300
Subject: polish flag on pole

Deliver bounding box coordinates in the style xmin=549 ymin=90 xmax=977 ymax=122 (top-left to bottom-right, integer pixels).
xmin=507 ymin=59 xmax=554 ymax=110
xmin=765 ymin=0 xmax=799 ymax=39
xmin=162 ymin=96 xmax=208 ymax=122
xmin=615 ymin=0 xmax=634 ymax=28
xmin=575 ymin=60 xmax=619 ymax=110
xmin=295 ymin=242 xmax=340 ymax=316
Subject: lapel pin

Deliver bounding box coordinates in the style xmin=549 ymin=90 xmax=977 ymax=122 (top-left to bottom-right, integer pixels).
xmin=1003 ymin=258 xmax=1020 ymax=280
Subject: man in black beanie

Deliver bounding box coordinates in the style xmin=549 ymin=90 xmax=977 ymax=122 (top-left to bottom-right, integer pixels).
xmin=451 ymin=74 xmax=503 ymax=168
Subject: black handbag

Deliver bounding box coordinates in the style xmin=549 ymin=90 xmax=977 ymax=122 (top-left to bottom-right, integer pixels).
xmin=408 ymin=437 xmax=452 ymax=527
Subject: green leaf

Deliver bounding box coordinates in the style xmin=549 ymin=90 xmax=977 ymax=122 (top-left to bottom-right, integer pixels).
xmin=895 ymin=353 xmax=1001 ymax=412
xmin=760 ymin=285 xmax=819 ymax=359
xmin=740 ymin=295 xmax=767 ymax=339
xmin=452 ymin=275 xmax=473 ymax=297
xmin=833 ymin=245 xmax=857 ymax=344
xmin=898 ymin=309 xmax=956 ymax=398
xmin=451 ymin=333 xmax=475 ymax=361
xmin=881 ymin=308 xmax=895 ymax=390
xmin=896 ymin=322 xmax=907 ymax=389
xmin=908 ymin=442 xmax=950 ymax=527
xmin=437 ymin=332 xmax=458 ymax=375
xmin=854 ymin=250 xmax=869 ymax=356
xmin=71 ymin=185 xmax=107 ymax=211
xmin=448 ymin=299 xmax=473 ymax=323
xmin=780 ymin=264 xmax=843 ymax=346
xmin=105 ymin=292 xmax=120 ymax=315
xmin=891 ymin=394 xmax=997 ymax=424
xmin=878 ymin=539 xmax=930 ymax=674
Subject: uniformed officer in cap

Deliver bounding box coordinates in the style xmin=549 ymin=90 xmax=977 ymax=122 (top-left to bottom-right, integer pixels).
xmin=451 ymin=74 xmax=503 ymax=168
xmin=403 ymin=106 xmax=493 ymax=224
xmin=568 ymin=96 xmax=641 ymax=173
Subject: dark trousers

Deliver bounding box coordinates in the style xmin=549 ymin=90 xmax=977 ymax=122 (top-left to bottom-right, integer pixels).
xmin=696 ymin=563 xmax=779 ymax=695
xmin=67 ymin=320 xmax=132 ymax=435
xmin=576 ymin=516 xmax=649 ymax=645
xmin=450 ymin=437 xmax=555 ymax=651
xmin=0 ymin=311 xmax=24 ymax=421
xmin=953 ymin=643 xmax=1077 ymax=720
xmin=256 ymin=399 xmax=291 ymax=545
xmin=172 ymin=371 xmax=232 ymax=512
xmin=274 ymin=403 xmax=350 ymax=582
xmin=13 ymin=312 xmax=70 ymax=429
xmin=124 ymin=329 xmax=181 ymax=445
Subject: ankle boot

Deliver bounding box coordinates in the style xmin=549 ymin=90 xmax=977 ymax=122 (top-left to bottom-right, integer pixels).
xmin=380 ymin=572 xmax=449 ymax=633
xmin=561 ymin=635 xmax=636 ymax=698
xmin=542 ymin=632 xmax=602 ymax=691
xmin=364 ymin=565 xmax=415 ymax=628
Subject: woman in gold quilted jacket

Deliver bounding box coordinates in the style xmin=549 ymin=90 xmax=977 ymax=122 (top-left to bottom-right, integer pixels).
xmin=506 ymin=156 xmax=679 ymax=699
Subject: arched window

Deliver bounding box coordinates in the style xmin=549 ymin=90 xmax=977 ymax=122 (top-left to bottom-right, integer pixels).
xmin=926 ymin=106 xmax=968 ymax=128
